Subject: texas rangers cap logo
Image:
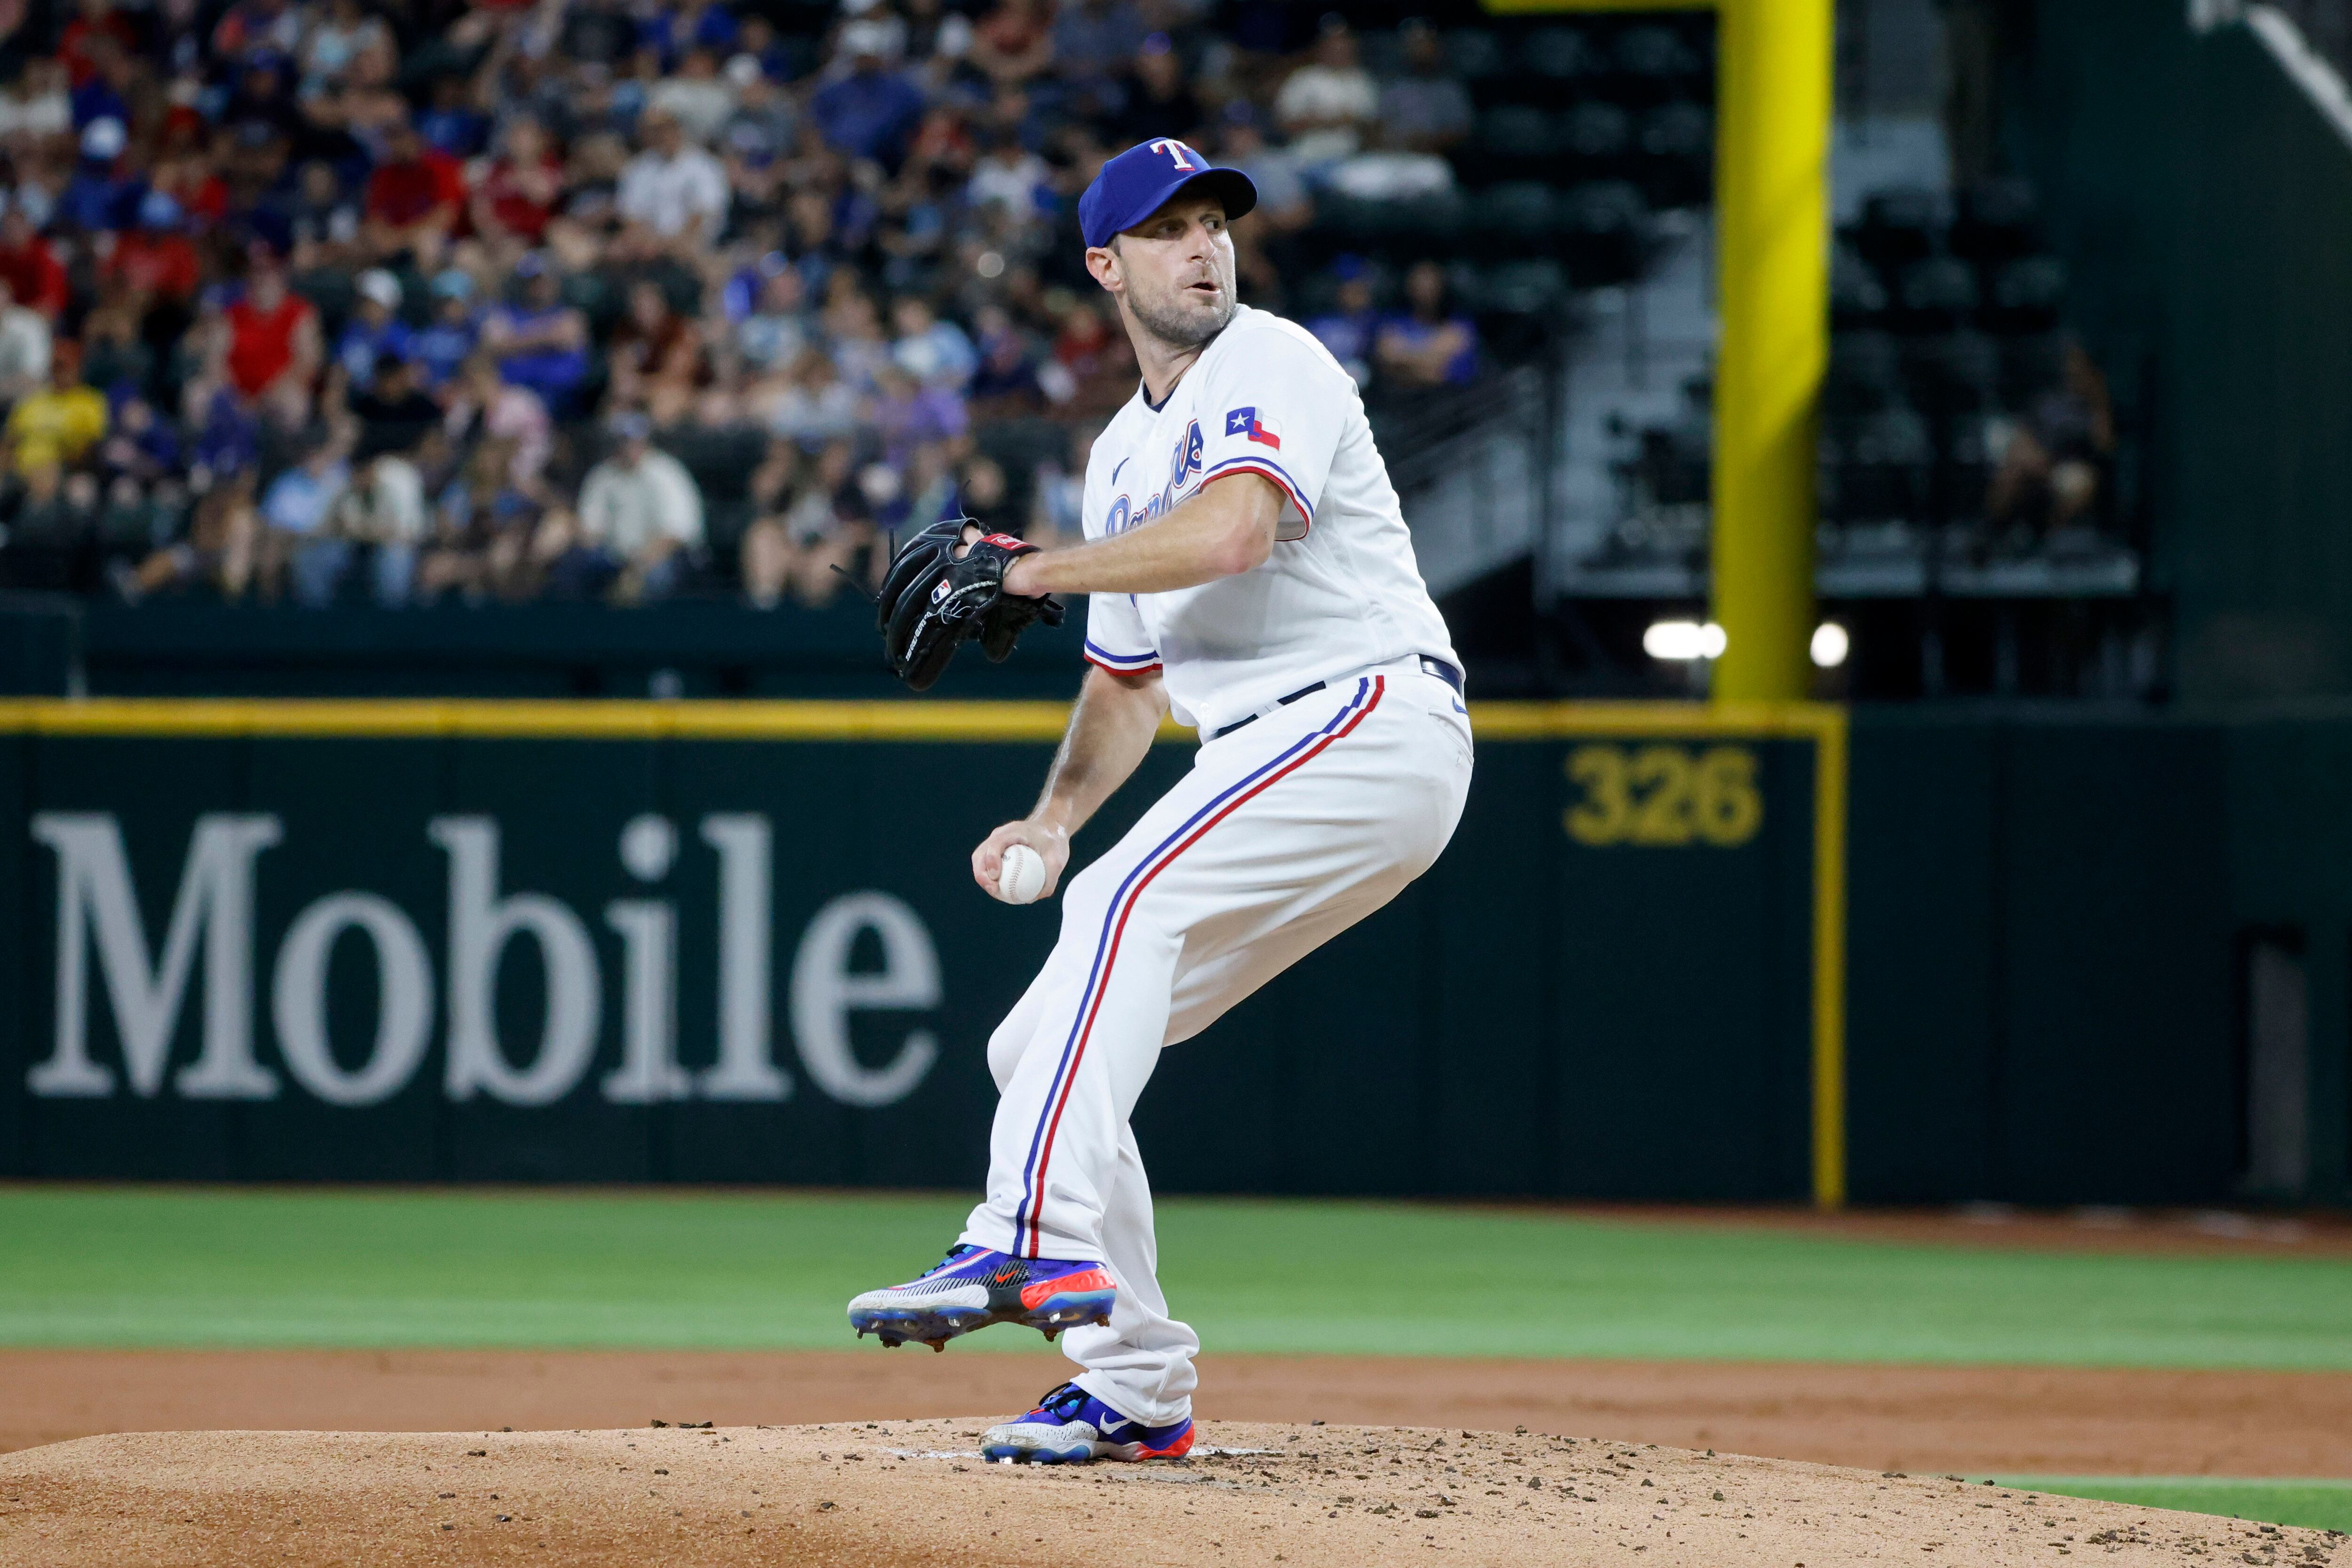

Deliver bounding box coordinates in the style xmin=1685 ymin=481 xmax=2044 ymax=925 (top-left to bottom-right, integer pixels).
xmin=1224 ymin=406 xmax=1281 ymax=450
xmin=1079 ymin=141 xmax=1259 ymax=248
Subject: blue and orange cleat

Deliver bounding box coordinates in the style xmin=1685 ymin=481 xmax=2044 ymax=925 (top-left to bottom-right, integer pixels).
xmin=980 ymin=1382 xmax=1195 ymax=1465
xmin=846 ymin=1245 xmax=1115 ymax=1352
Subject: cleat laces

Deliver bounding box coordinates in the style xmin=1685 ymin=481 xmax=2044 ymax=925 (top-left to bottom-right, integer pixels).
xmin=1031 ymin=1382 xmax=1091 ymax=1422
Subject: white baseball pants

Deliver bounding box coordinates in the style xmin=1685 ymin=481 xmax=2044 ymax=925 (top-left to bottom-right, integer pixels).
xmin=959 ymin=662 xmax=1474 ymax=1425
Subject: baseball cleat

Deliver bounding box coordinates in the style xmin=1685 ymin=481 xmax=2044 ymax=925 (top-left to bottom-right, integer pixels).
xmin=980 ymin=1382 xmax=1195 ymax=1465
xmin=845 ymin=1244 xmax=1115 ymax=1351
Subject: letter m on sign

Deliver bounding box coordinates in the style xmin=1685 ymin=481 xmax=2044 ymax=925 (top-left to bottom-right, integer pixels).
xmin=28 ymin=813 xmax=282 ymax=1099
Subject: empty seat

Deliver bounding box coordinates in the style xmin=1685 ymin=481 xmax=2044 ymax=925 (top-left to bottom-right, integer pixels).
xmin=1559 ymin=180 xmax=1648 ymax=284
xmin=1480 ymin=258 xmax=1570 ymax=317
xmin=1444 ymin=28 xmax=1506 ymax=81
xmin=1832 ymin=405 xmax=1932 ymax=522
xmin=1560 ymin=101 xmax=1632 ymax=164
xmin=1636 ymin=101 xmax=1712 ymax=205
xmin=1354 ymin=28 xmax=1406 ymax=79
xmin=1950 ymin=180 xmax=2040 ymax=263
xmin=1902 ymin=331 xmax=2001 ymax=416
xmin=1612 ymin=24 xmax=1704 ymax=98
xmin=1830 ymin=244 xmax=1890 ymax=327
xmin=1997 ymin=333 xmax=2069 ymax=410
xmin=1638 ymin=100 xmax=1711 ymax=159
xmin=1897 ymin=256 xmax=1979 ymax=328
xmin=1380 ymin=190 xmax=1471 ymax=253
xmin=1471 ymin=181 xmax=1557 ymax=241
xmin=1825 ymin=330 xmax=1903 ymax=415
xmin=1523 ymin=25 xmax=1597 ymax=80
xmin=1853 ymin=187 xmax=1947 ymax=271
xmin=1478 ymin=103 xmax=1557 ymax=162
xmin=1986 ymin=255 xmax=2066 ymax=331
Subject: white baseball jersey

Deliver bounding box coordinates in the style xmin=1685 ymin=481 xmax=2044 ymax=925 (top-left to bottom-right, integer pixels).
xmin=951 ymin=305 xmax=1475 ymax=1433
xmin=1078 ymin=303 xmax=1460 ymax=736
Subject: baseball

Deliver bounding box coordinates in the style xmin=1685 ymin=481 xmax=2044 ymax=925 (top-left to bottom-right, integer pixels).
xmin=998 ymin=843 xmax=1047 ymax=904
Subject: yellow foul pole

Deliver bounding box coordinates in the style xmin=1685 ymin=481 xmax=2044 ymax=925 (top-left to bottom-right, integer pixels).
xmin=1709 ymin=0 xmax=1832 ymax=701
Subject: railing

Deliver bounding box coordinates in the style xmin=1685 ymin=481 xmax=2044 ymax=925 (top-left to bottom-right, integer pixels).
xmin=2194 ymin=0 xmax=2352 ymax=147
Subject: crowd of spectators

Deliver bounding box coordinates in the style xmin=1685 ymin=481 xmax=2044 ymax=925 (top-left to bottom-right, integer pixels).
xmin=0 ymin=0 xmax=1495 ymax=609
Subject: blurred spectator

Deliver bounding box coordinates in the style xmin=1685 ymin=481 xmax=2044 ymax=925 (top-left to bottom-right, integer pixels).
xmin=1055 ymin=0 xmax=1147 ymax=91
xmin=470 ymin=118 xmax=564 ymax=253
xmin=443 ymin=352 xmax=551 ymax=488
xmin=607 ymin=277 xmax=704 ymax=426
xmin=107 ymin=195 xmax=203 ymax=313
xmin=1375 ymin=260 xmax=1478 ymax=390
xmin=3 ymin=341 xmax=105 ymax=476
xmin=738 ymin=266 xmax=813 ymax=374
xmin=286 ymin=162 xmax=363 ymax=271
xmin=1104 ymin=34 xmax=1204 ymax=148
xmin=1379 ymin=20 xmax=1472 ymax=155
xmin=1217 ymin=108 xmax=1310 ymax=233
xmin=1990 ymin=341 xmax=2114 ymax=537
xmin=739 ymin=433 xmax=870 ymax=608
xmin=335 ymin=269 xmax=411 ymax=384
xmin=954 ymin=451 xmax=1017 ymax=534
xmin=1274 ymin=17 xmax=1378 ymax=168
xmin=617 ymin=108 xmax=729 ymax=258
xmin=0 ymin=60 xmax=71 ymax=143
xmin=0 ymin=299 xmax=53 ymax=406
xmin=1306 ymin=257 xmax=1379 ymax=386
xmin=870 ymin=361 xmax=966 ymax=463
xmin=890 ymin=293 xmax=977 ymax=387
xmin=299 ymin=450 xmax=427 ymax=605
xmin=0 ymin=209 xmax=68 ymax=320
xmin=810 ymin=24 xmax=925 ymax=165
xmin=60 ymin=118 xmax=140 ymax=232
xmin=119 ymin=475 xmax=261 ymax=601
xmin=364 ymin=118 xmax=466 ymax=269
xmin=968 ymin=303 xmax=1043 ymax=415
xmin=557 ymin=412 xmax=703 ymax=600
xmin=299 ymin=0 xmax=390 ymax=97
xmin=481 ymin=256 xmax=590 ymax=413
xmin=0 ymin=0 xmax=1522 ymax=615
xmin=970 ymin=0 xmax=1053 ymax=89
xmin=411 ymin=270 xmax=481 ymax=390
xmin=347 ymin=352 xmax=440 ymax=460
xmin=1030 ymin=421 xmax=1094 ymax=543
xmin=760 ymin=343 xmax=858 ymax=445
xmin=258 ymin=430 xmax=348 ymax=583
xmin=968 ymin=130 xmax=1050 ymax=220
xmin=648 ymin=46 xmax=737 ymax=144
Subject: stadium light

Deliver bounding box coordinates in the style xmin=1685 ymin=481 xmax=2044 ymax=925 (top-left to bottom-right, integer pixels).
xmin=1810 ymin=623 xmax=1850 ymax=668
xmin=1644 ymin=620 xmax=1728 ymax=661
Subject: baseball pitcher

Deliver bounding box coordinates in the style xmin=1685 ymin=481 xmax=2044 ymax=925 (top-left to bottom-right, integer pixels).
xmin=850 ymin=139 xmax=1474 ymax=1464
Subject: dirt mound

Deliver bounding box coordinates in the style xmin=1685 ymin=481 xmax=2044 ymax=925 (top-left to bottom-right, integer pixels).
xmin=2 ymin=1421 xmax=2339 ymax=1567
xmin=7 ymin=1349 xmax=2349 ymax=1480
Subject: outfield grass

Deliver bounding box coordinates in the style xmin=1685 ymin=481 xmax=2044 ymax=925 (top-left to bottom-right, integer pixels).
xmin=2 ymin=1187 xmax=2347 ymax=1366
xmin=1996 ymin=1478 xmax=2352 ymax=1535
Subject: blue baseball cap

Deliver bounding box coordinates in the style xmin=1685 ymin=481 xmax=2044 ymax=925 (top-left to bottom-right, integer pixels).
xmin=1079 ymin=140 xmax=1257 ymax=249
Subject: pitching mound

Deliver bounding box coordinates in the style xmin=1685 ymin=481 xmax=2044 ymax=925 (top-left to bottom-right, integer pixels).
xmin=0 ymin=1422 xmax=2337 ymax=1567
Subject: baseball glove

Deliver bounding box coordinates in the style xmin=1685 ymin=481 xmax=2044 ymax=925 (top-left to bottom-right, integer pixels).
xmin=875 ymin=520 xmax=1065 ymax=691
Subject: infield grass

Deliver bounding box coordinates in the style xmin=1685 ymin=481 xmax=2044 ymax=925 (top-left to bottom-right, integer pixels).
xmin=1 ymin=1187 xmax=2347 ymax=1367
xmin=1994 ymin=1478 xmax=2352 ymax=1535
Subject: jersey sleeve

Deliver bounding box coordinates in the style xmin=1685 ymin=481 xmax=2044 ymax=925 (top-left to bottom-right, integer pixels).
xmin=1082 ymin=591 xmax=1160 ymax=675
xmin=1194 ymin=328 xmax=1349 ymax=538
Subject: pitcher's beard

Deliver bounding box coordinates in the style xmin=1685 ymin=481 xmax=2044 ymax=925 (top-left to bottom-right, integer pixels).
xmin=1127 ymin=285 xmax=1234 ymax=352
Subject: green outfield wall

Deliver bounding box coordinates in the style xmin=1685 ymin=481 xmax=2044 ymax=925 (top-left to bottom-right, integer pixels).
xmin=0 ymin=700 xmax=2332 ymax=1206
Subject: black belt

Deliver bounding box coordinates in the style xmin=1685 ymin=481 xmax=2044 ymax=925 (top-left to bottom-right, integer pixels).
xmin=1207 ymin=657 xmax=1463 ymax=741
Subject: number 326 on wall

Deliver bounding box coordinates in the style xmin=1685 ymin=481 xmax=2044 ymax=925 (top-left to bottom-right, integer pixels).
xmin=1564 ymin=744 xmax=1764 ymax=847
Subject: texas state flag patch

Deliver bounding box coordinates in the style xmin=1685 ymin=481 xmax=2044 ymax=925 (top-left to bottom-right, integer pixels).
xmin=1224 ymin=406 xmax=1282 ymax=450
